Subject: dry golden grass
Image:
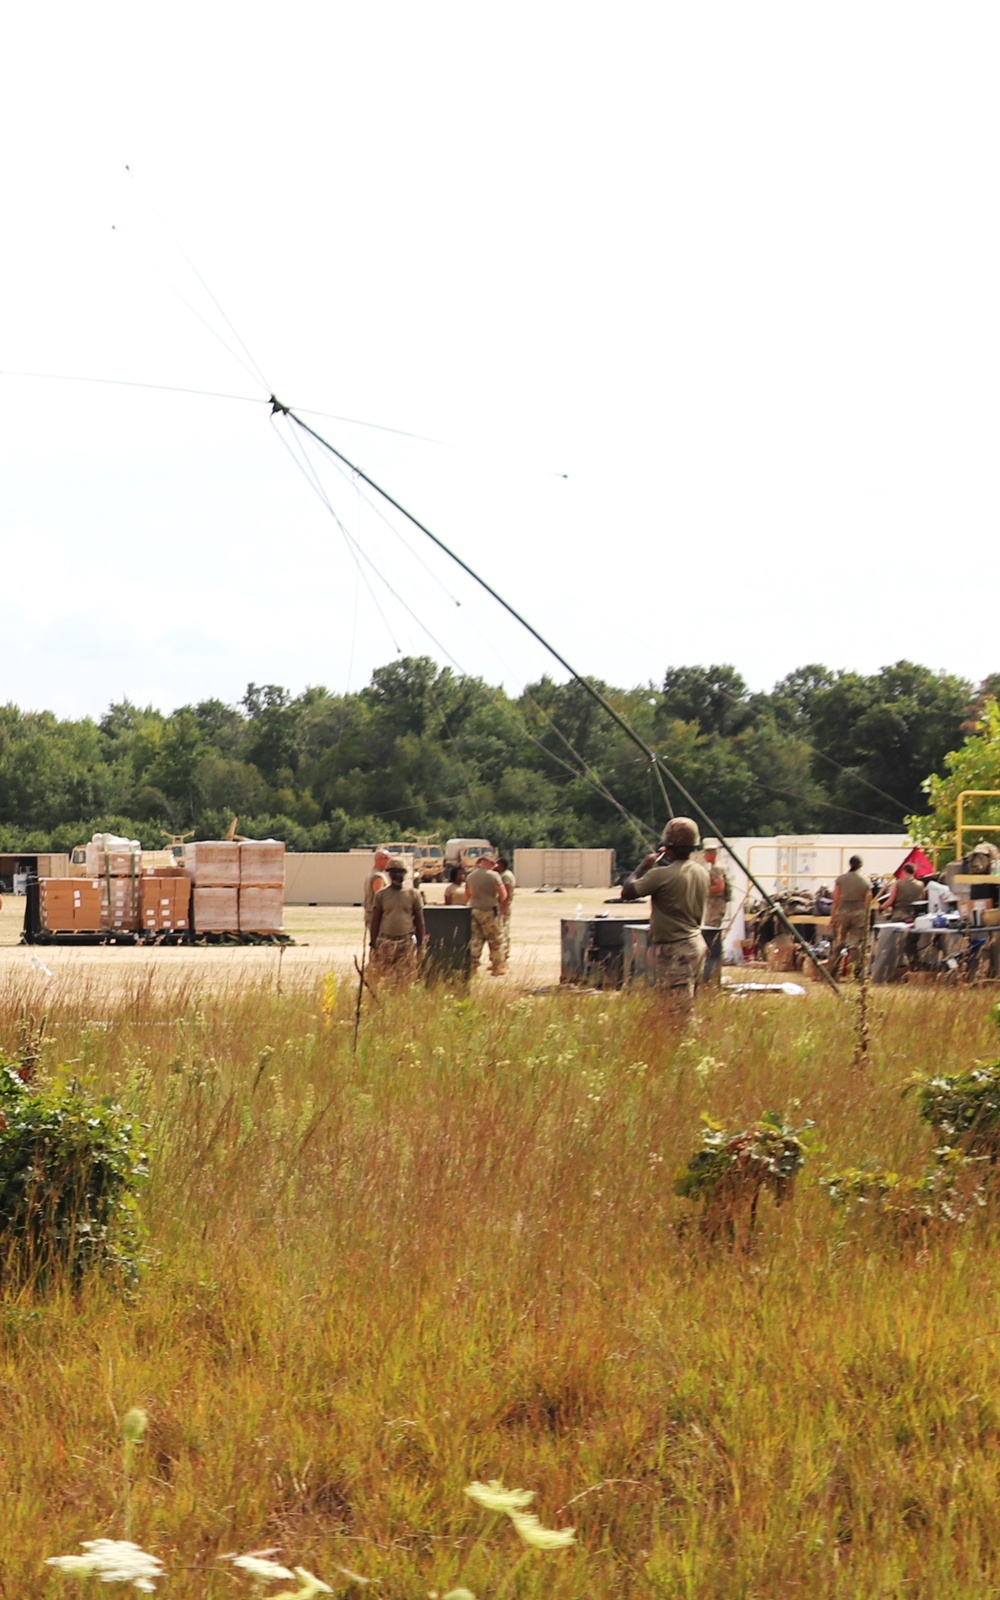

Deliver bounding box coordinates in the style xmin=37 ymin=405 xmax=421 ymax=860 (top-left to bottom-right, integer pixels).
xmin=3 ymin=974 xmax=1000 ymax=1597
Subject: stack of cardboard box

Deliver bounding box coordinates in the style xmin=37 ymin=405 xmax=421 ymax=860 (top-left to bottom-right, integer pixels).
xmin=102 ymin=875 xmax=139 ymax=931
xmin=238 ymin=840 xmax=285 ymax=932
xmin=188 ymin=842 xmax=241 ymax=932
xmin=40 ymin=879 xmax=103 ymax=932
xmin=139 ymin=876 xmax=191 ymax=934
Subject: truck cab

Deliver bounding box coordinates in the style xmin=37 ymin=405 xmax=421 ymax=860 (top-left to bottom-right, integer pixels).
xmin=444 ymin=839 xmax=494 ymax=874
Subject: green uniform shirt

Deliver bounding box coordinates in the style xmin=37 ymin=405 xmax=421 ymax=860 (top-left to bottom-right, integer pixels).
xmin=835 ymin=870 xmax=870 ymax=913
xmin=631 ymin=858 xmax=709 ymax=944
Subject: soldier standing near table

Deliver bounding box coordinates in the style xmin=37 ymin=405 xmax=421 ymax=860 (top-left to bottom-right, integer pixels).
xmin=826 ymin=855 xmax=872 ymax=977
xmin=881 ymin=862 xmax=924 ymax=923
xmin=621 ymin=817 xmax=709 ymax=1017
xmin=465 ymin=853 xmax=508 ymax=976
xmin=370 ymin=857 xmax=426 ymax=983
xmin=496 ymin=856 xmax=515 ymax=965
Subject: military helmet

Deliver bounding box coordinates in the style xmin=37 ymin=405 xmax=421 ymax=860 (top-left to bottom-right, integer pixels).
xmin=386 ymin=856 xmax=408 ymax=872
xmin=661 ymin=816 xmax=700 ymax=849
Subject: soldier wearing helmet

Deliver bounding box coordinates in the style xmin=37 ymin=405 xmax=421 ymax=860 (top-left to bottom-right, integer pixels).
xmin=621 ymin=817 xmax=710 ymax=1014
xmin=370 ymin=856 xmax=426 ymax=983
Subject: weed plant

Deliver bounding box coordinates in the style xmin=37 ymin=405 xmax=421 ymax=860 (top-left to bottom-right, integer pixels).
xmin=2 ymin=971 xmax=1000 ymax=1596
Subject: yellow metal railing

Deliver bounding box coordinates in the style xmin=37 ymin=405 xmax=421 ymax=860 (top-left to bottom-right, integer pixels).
xmin=956 ymin=791 xmax=1000 ymax=863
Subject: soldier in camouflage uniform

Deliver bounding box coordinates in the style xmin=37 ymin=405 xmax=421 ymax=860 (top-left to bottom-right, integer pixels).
xmin=370 ymin=858 xmax=426 ymax=984
xmin=622 ymin=817 xmax=709 ymax=1017
xmin=496 ymin=856 xmax=515 ymax=964
xmin=826 ymin=855 xmax=871 ymax=978
xmin=465 ymin=853 xmax=508 ymax=976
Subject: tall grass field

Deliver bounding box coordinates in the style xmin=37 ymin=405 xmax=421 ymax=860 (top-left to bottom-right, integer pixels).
xmin=3 ymin=970 xmax=1000 ymax=1598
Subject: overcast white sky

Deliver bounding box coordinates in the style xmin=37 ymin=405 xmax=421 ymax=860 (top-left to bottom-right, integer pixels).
xmin=2 ymin=4 xmax=997 ymax=719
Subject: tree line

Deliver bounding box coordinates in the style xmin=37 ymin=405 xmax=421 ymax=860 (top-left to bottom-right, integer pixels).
xmin=0 ymin=658 xmax=992 ymax=861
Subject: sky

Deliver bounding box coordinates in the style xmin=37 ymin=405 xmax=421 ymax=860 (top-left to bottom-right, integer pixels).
xmin=2 ymin=3 xmax=998 ymax=720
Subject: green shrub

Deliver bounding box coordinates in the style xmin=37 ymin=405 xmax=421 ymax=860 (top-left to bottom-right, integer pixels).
xmin=907 ymin=1060 xmax=1000 ymax=1161
xmin=674 ymin=1112 xmax=812 ymax=1246
xmin=0 ymin=1065 xmax=147 ymax=1290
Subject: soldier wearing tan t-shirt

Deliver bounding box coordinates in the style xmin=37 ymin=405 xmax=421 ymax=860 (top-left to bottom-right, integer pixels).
xmin=465 ymin=856 xmax=507 ymax=976
xmin=444 ymin=865 xmax=467 ymax=905
xmin=370 ymin=858 xmax=426 ymax=983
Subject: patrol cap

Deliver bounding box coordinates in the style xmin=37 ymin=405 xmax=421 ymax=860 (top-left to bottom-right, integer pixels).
xmin=386 ymin=856 xmax=408 ymax=872
xmin=661 ymin=816 xmax=700 ymax=849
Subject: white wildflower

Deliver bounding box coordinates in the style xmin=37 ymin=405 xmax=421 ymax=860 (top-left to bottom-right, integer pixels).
xmin=47 ymin=1540 xmax=164 ymax=1591
xmin=508 ymin=1511 xmax=576 ymax=1551
xmin=464 ymin=1480 xmax=535 ymax=1514
xmin=230 ymin=1556 xmax=296 ymax=1583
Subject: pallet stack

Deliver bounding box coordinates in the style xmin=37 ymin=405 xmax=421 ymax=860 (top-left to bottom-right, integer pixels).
xmin=35 ymin=834 xmax=284 ymax=939
xmin=238 ymin=840 xmax=285 ymax=933
xmin=39 ymin=879 xmax=103 ymax=932
xmin=187 ymin=842 xmax=241 ymax=933
xmin=138 ymin=875 xmax=190 ymax=935
xmin=186 ymin=840 xmax=285 ymax=934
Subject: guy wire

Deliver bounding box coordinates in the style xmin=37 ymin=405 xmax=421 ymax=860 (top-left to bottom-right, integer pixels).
xmin=277 ymin=398 xmax=841 ymax=996
xmin=278 ymin=413 xmax=654 ymax=844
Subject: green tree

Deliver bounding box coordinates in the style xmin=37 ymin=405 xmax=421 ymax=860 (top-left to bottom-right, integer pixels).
xmin=908 ymin=698 xmax=1000 ymax=855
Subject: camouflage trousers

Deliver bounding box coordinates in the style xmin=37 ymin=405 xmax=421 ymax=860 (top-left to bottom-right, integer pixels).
xmin=827 ymin=911 xmax=868 ymax=978
xmin=470 ymin=907 xmax=506 ymax=974
xmin=500 ymin=910 xmax=512 ymax=963
xmin=646 ymin=934 xmax=707 ymax=1016
xmin=371 ymin=935 xmax=419 ymax=985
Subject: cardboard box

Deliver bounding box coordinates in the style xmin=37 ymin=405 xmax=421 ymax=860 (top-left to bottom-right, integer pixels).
xmin=139 ymin=876 xmax=191 ymax=932
xmin=239 ymin=839 xmax=286 ymax=887
xmin=186 ymin=841 xmax=240 ymax=886
xmin=239 ymin=885 xmax=284 ymax=933
xmin=102 ymin=877 xmax=138 ymax=931
xmin=40 ymin=879 xmax=103 ymax=932
xmin=192 ymin=885 xmax=239 ymax=932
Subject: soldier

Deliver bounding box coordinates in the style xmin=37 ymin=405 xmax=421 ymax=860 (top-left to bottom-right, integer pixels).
xmin=496 ymin=856 xmax=516 ymax=964
xmin=364 ymin=849 xmax=390 ymax=935
xmin=465 ymin=852 xmax=508 ymax=976
xmin=369 ymin=857 xmax=426 ymax=983
xmin=881 ymin=862 xmax=924 ymax=923
xmin=444 ymin=865 xmax=467 ymax=905
xmin=621 ymin=817 xmax=709 ymax=1017
xmin=827 ymin=855 xmax=872 ymax=978
xmin=700 ymin=839 xmax=732 ymax=928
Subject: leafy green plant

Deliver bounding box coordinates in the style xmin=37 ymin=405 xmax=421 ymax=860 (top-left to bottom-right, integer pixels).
xmin=906 ymin=1060 xmax=1000 ymax=1163
xmin=0 ymin=1064 xmax=147 ymax=1289
xmin=674 ymin=1111 xmax=812 ymax=1245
